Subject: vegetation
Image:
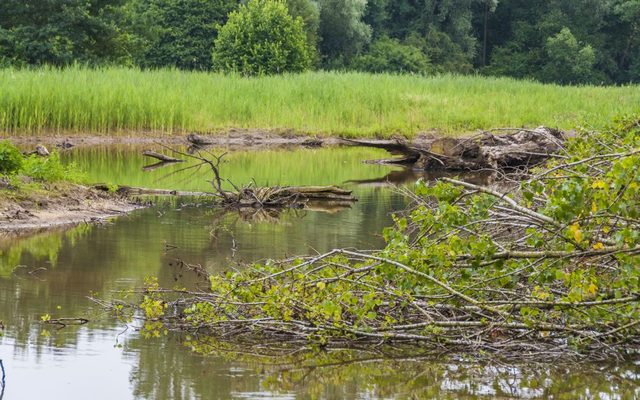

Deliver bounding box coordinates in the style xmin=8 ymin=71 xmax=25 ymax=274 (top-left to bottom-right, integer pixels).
xmin=2 ymin=67 xmax=640 ymax=137
xmin=212 ymin=0 xmax=311 ymax=75
xmin=108 ymin=117 xmax=639 ymax=359
xmin=2 ymin=1 xmax=639 ymax=84
xmin=0 ymin=141 xmax=23 ymax=174
xmin=0 ymin=0 xmax=135 ymax=67
xmin=0 ymin=141 xmax=84 ymax=189
xmin=128 ymin=0 xmax=237 ymax=70
xmin=351 ymin=37 xmax=431 ymax=74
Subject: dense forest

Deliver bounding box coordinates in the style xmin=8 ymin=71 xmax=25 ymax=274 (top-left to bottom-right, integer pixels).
xmin=1 ymin=0 xmax=639 ymax=84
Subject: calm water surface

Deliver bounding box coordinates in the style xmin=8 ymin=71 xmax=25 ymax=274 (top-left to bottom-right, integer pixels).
xmin=0 ymin=145 xmax=637 ymax=399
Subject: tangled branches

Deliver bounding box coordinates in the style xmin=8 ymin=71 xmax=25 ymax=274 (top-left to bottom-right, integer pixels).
xmin=143 ymin=143 xmax=357 ymax=208
xmin=105 ymin=119 xmax=639 ymax=361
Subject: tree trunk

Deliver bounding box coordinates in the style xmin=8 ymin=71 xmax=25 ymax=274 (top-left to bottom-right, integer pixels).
xmin=344 ymin=127 xmax=566 ymax=171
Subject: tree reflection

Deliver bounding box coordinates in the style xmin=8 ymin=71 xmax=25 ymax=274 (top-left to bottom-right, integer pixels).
xmin=125 ymin=337 xmax=640 ymax=399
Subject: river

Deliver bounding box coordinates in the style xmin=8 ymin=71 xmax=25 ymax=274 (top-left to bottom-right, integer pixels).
xmin=0 ymin=145 xmax=637 ymax=399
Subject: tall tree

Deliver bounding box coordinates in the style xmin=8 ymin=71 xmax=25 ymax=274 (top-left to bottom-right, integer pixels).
xmin=317 ymin=0 xmax=371 ymax=66
xmin=364 ymin=0 xmax=480 ymax=72
xmin=541 ymin=27 xmax=597 ymax=84
xmin=483 ymin=0 xmax=638 ymax=84
xmin=0 ymin=0 xmax=135 ymax=66
xmin=130 ymin=0 xmax=237 ymax=70
xmin=286 ymin=0 xmax=320 ymax=63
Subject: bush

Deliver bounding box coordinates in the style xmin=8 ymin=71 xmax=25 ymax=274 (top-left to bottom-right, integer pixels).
xmin=21 ymin=152 xmax=84 ymax=183
xmin=0 ymin=140 xmax=24 ymax=175
xmin=351 ymin=37 xmax=431 ymax=74
xmin=132 ymin=0 xmax=237 ymax=70
xmin=212 ymin=0 xmax=311 ymax=75
xmin=540 ymin=27 xmax=598 ymax=84
xmin=405 ymin=29 xmax=473 ymax=74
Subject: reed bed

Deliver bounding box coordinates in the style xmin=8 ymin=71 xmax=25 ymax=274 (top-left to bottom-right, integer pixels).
xmin=1 ymin=66 xmax=638 ymax=137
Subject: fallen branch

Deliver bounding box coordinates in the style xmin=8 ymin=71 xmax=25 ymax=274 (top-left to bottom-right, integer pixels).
xmin=142 ymin=150 xmax=184 ymax=163
xmin=94 ymin=184 xmax=357 ymax=206
xmin=97 ymin=121 xmax=640 ymax=361
xmin=344 ymin=127 xmax=566 ymax=171
xmin=42 ymin=317 xmax=89 ymax=329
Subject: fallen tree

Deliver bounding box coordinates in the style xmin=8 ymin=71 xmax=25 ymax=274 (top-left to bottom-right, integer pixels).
xmin=344 ymin=126 xmax=567 ymax=171
xmin=94 ymin=184 xmax=356 ymax=207
xmin=97 ymin=145 xmax=357 ymax=208
xmin=97 ymin=118 xmax=639 ymax=361
xmin=142 ymin=150 xmax=184 ymax=163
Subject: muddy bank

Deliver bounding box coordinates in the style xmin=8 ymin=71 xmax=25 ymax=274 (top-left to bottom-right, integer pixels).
xmin=3 ymin=129 xmax=353 ymax=149
xmin=0 ymin=183 xmax=140 ymax=235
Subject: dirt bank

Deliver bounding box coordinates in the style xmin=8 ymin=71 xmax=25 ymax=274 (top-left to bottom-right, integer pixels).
xmin=0 ymin=182 xmax=140 ymax=235
xmin=4 ymin=129 xmax=358 ymax=149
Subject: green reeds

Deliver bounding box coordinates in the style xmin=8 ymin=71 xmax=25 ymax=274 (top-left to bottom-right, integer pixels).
xmin=1 ymin=66 xmax=638 ymax=137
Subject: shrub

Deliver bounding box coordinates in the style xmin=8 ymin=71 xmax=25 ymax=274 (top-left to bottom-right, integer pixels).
xmin=405 ymin=29 xmax=473 ymax=74
xmin=540 ymin=27 xmax=598 ymax=84
xmin=132 ymin=0 xmax=237 ymax=70
xmin=212 ymin=0 xmax=311 ymax=75
xmin=351 ymin=37 xmax=431 ymax=74
xmin=0 ymin=140 xmax=24 ymax=175
xmin=21 ymin=152 xmax=84 ymax=183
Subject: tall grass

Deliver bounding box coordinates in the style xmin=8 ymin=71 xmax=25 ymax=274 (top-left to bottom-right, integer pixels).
xmin=1 ymin=66 xmax=638 ymax=137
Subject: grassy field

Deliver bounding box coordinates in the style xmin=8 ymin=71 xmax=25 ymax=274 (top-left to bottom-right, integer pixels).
xmin=1 ymin=66 xmax=638 ymax=137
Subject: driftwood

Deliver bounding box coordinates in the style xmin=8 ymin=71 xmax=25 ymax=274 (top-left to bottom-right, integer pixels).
xmin=344 ymin=127 xmax=566 ymax=171
xmin=94 ymin=185 xmax=215 ymax=197
xmin=143 ymin=162 xmax=175 ymax=172
xmin=56 ymin=139 xmax=74 ymax=149
xmin=186 ymin=133 xmax=213 ymax=146
xmin=142 ymin=150 xmax=184 ymax=163
xmin=23 ymin=144 xmax=50 ymax=157
xmin=94 ymin=184 xmax=356 ymax=207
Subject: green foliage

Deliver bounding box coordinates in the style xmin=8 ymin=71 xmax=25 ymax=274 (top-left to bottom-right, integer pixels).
xmin=130 ymin=0 xmax=237 ymax=70
xmin=3 ymin=67 xmax=640 ymax=137
xmin=317 ymin=0 xmax=371 ymax=66
xmin=406 ymin=29 xmax=474 ymax=74
xmin=130 ymin=117 xmax=640 ymax=355
xmin=541 ymin=27 xmax=597 ymax=84
xmin=286 ymin=0 xmax=321 ymax=64
xmin=484 ymin=0 xmax=640 ymax=84
xmin=139 ymin=277 xmax=168 ymax=338
xmin=378 ymin=0 xmax=479 ymax=68
xmin=21 ymin=152 xmax=85 ymax=183
xmin=212 ymin=0 xmax=311 ymax=75
xmin=0 ymin=140 xmax=23 ymax=174
xmin=0 ymin=0 xmax=136 ymax=66
xmin=351 ymin=37 xmax=431 ymax=74
xmin=1 ymin=0 xmax=640 ymax=83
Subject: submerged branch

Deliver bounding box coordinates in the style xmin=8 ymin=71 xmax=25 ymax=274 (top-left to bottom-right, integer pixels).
xmin=98 ymin=120 xmax=640 ymax=361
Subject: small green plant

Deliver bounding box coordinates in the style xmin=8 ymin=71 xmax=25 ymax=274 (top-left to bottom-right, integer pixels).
xmin=21 ymin=152 xmax=85 ymax=183
xmin=0 ymin=140 xmax=24 ymax=175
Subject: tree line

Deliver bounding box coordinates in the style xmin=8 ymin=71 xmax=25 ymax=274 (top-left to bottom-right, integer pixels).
xmin=1 ymin=0 xmax=638 ymax=84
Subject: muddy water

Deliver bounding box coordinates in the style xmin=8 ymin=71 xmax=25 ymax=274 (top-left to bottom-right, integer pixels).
xmin=0 ymin=146 xmax=638 ymax=399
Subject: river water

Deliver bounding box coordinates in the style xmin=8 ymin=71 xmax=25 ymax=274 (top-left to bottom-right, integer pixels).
xmin=0 ymin=145 xmax=637 ymax=399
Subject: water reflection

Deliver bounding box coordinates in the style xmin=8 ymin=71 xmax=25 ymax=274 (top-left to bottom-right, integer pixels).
xmin=346 ymin=168 xmax=493 ymax=187
xmin=0 ymin=145 xmax=638 ymax=399
xmin=1 ymin=146 xmax=408 ymax=399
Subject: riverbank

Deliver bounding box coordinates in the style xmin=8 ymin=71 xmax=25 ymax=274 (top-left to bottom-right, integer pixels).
xmin=5 ymin=129 xmax=350 ymax=149
xmin=0 ymin=125 xmax=566 ymax=234
xmin=117 ymin=117 xmax=639 ymax=362
xmin=0 ymin=179 xmax=139 ymax=235
xmin=2 ymin=67 xmax=639 ymax=138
